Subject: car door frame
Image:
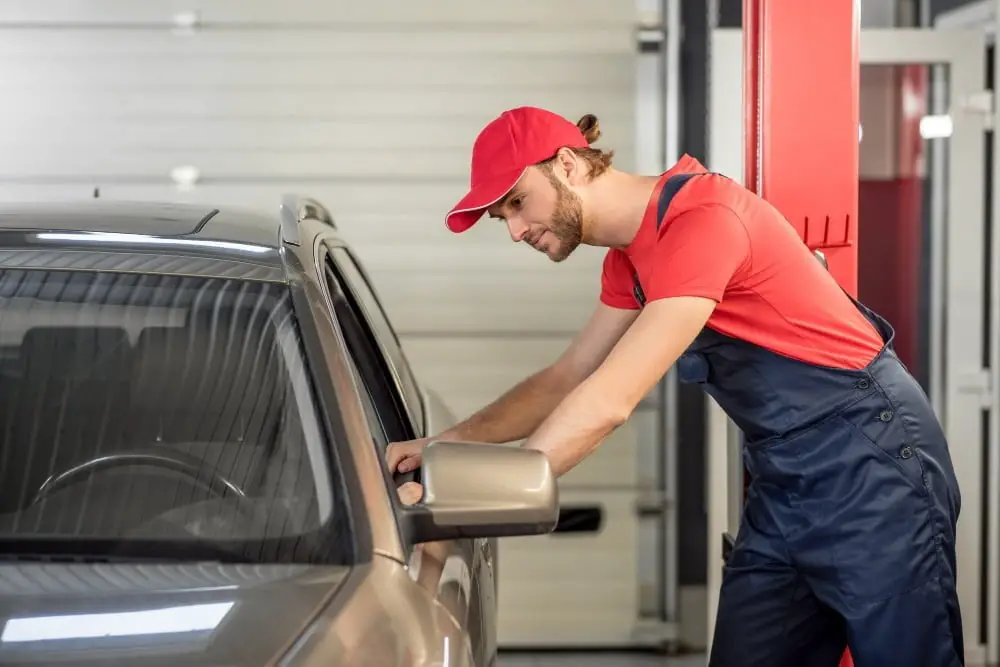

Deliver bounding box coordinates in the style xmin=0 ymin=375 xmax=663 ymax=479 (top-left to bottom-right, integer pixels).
xmin=324 ymin=242 xmax=426 ymax=439
xmin=319 ymin=237 xmax=492 ymax=665
xmin=318 ymin=241 xmax=419 ymax=492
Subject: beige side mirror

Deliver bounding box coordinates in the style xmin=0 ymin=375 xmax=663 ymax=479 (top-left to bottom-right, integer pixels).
xmin=401 ymin=441 xmax=559 ymax=544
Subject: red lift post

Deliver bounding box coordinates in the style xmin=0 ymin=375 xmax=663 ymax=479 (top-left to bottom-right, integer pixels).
xmin=742 ymin=1 xmax=859 ymax=665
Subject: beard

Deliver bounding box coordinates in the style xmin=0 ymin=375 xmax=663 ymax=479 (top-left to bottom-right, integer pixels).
xmin=542 ymin=175 xmax=584 ymax=263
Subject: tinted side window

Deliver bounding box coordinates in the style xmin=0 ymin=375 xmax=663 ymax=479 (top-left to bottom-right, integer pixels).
xmin=327 ymin=247 xmax=425 ymax=434
xmin=323 ymin=259 xmax=414 ymax=444
xmin=347 ymin=354 xmax=389 ymax=450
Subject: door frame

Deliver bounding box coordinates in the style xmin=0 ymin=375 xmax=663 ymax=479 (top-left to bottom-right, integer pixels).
xmin=933 ymin=6 xmax=1000 ymax=660
xmin=706 ymin=27 xmax=989 ymax=664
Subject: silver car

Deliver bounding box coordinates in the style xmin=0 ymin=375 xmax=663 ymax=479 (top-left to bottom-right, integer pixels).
xmin=0 ymin=197 xmax=559 ymax=666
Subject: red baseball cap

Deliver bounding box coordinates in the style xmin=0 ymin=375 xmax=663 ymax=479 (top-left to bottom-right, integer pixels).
xmin=445 ymin=106 xmax=589 ymax=233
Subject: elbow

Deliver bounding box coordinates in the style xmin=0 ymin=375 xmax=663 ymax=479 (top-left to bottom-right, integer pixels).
xmin=577 ymin=378 xmax=633 ymax=432
xmin=593 ymin=394 xmax=631 ymax=432
xmin=605 ymin=406 xmax=631 ymax=431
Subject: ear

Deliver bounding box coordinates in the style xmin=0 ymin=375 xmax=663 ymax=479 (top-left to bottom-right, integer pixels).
xmin=552 ymin=147 xmax=584 ymax=184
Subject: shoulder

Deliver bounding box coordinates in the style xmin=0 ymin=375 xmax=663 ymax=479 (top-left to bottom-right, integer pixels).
xmin=653 ymin=174 xmax=750 ymax=246
xmin=666 ymin=173 xmax=745 ymax=220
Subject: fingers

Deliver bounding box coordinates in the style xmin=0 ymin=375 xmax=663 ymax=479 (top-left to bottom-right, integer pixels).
xmin=386 ymin=440 xmax=424 ymax=473
xmin=397 ymin=482 xmax=424 ymax=505
xmin=397 ymin=455 xmax=418 ymax=473
xmin=386 ymin=444 xmax=409 ymax=472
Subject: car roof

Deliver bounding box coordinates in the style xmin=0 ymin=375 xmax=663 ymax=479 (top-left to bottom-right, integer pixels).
xmin=0 ymin=200 xmax=281 ymax=249
xmin=0 ymin=199 xmax=336 ymax=282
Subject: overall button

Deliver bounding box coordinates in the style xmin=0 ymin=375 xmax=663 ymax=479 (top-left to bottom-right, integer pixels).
xmin=899 ymin=445 xmax=913 ymax=459
xmin=879 ymin=409 xmax=894 ymax=422
xmin=856 ymin=378 xmax=870 ymax=390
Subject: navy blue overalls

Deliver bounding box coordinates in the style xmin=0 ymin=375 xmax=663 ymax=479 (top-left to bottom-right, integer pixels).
xmin=642 ymin=174 xmax=965 ymax=667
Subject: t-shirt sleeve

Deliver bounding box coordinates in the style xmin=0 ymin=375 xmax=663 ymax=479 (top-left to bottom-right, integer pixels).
xmin=644 ymin=204 xmax=751 ymax=303
xmin=599 ymin=249 xmax=641 ymax=310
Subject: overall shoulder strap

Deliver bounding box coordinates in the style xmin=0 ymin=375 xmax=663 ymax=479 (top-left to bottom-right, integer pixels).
xmin=656 ymin=173 xmax=703 ymax=229
xmin=631 ymin=171 xmax=709 ymax=308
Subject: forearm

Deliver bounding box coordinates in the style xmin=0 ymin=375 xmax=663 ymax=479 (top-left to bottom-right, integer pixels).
xmin=522 ymin=377 xmax=627 ymax=477
xmin=438 ymin=365 xmax=575 ymax=444
xmin=522 ymin=297 xmax=717 ymax=478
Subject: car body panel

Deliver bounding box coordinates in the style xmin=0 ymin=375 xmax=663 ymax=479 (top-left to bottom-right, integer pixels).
xmin=409 ymin=387 xmax=495 ymax=666
xmin=281 ymin=557 xmax=475 ymax=667
xmin=0 ymin=563 xmax=351 ymax=666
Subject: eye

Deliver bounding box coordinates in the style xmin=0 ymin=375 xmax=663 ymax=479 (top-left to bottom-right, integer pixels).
xmin=510 ymin=196 xmax=524 ymax=209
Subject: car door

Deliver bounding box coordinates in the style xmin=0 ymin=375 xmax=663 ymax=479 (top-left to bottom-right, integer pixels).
xmin=320 ymin=243 xmax=491 ymax=664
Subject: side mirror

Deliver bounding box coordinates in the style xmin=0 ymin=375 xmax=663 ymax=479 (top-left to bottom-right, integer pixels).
xmin=401 ymin=440 xmax=559 ymax=544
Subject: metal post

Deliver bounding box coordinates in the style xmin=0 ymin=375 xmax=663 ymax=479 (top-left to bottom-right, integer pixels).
xmin=743 ymin=0 xmax=861 ymax=294
xmin=659 ymin=0 xmax=682 ymax=642
xmin=634 ymin=0 xmax=682 ymax=648
xmin=988 ymin=3 xmax=1000 ymax=661
xmin=742 ymin=1 xmax=860 ymax=665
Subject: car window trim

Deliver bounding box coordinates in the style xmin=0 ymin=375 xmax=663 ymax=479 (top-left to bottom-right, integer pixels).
xmin=320 ymin=257 xmax=416 ymax=444
xmin=331 ymin=245 xmax=422 ymax=427
xmin=323 ymin=242 xmax=425 ymax=436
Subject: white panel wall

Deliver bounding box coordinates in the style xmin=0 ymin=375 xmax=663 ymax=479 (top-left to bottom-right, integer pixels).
xmin=0 ymin=0 xmax=645 ymax=647
xmin=0 ymin=0 xmax=636 ymax=337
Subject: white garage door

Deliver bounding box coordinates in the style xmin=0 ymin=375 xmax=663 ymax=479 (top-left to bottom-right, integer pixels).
xmin=0 ymin=0 xmax=646 ymax=646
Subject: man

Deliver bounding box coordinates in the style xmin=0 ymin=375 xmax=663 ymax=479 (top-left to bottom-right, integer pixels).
xmin=387 ymin=106 xmax=963 ymax=666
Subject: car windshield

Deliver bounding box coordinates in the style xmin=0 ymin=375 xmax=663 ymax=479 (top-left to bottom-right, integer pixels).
xmin=0 ymin=269 xmax=352 ymax=564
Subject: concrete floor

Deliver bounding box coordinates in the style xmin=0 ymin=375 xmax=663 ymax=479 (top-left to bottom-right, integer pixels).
xmin=500 ymin=652 xmax=707 ymax=666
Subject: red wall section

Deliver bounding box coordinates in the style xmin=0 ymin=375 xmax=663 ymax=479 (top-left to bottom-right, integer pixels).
xmin=858 ymin=177 xmax=924 ymax=376
xmin=858 ymin=64 xmax=927 ymax=379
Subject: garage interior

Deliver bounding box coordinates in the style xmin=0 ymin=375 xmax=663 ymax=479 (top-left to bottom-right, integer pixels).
xmin=1 ymin=0 xmax=999 ymax=665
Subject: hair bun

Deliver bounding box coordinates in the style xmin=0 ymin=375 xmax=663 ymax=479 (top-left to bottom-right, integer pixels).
xmin=576 ymin=114 xmax=601 ymax=144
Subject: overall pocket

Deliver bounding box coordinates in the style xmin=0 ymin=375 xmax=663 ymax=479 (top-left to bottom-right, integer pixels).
xmin=836 ymin=414 xmax=929 ymax=497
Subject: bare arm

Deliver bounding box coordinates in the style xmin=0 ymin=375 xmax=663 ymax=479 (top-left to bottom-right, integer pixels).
xmin=438 ymin=302 xmax=640 ymax=445
xmin=523 ymin=296 xmax=717 ymax=477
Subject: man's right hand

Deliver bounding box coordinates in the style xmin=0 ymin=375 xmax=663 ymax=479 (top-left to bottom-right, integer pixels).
xmin=386 ymin=437 xmax=434 ymax=474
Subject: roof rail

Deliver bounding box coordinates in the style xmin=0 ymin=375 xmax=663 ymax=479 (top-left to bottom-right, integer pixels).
xmin=279 ymin=194 xmax=336 ymax=247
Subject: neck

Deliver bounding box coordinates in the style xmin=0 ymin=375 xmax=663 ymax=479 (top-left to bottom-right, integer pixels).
xmin=583 ymin=169 xmax=662 ymax=248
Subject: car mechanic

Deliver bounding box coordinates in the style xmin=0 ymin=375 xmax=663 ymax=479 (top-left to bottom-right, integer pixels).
xmin=387 ymin=106 xmax=964 ymax=667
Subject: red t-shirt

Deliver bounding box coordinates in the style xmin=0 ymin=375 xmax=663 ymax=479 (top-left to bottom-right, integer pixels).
xmin=600 ymin=155 xmax=883 ymax=370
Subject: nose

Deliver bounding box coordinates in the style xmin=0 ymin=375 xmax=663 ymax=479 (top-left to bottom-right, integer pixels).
xmin=506 ymin=217 xmax=530 ymax=243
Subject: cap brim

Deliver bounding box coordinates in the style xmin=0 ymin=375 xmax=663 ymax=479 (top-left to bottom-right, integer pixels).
xmin=444 ymin=167 xmax=527 ymax=233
